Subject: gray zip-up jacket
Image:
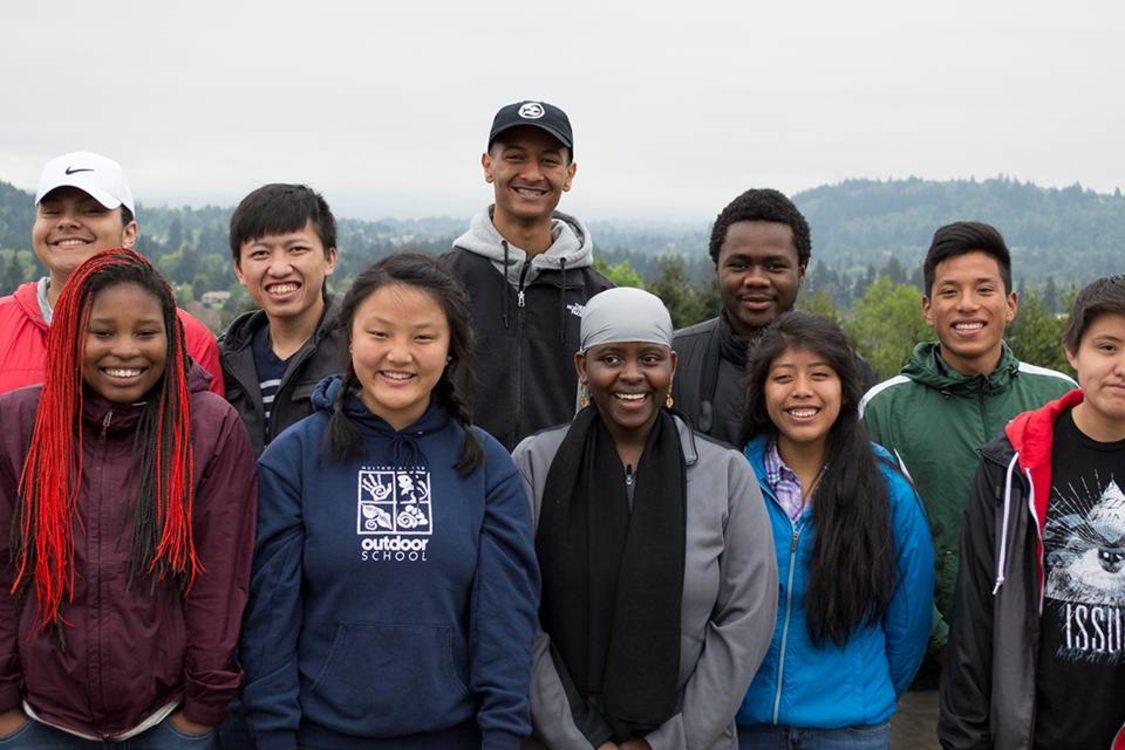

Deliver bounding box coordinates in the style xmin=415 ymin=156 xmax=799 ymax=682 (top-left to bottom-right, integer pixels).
xmin=512 ymin=415 xmax=779 ymax=750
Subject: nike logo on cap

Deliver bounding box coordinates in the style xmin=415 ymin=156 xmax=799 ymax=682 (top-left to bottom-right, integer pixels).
xmin=65 ymin=167 xmax=94 ymax=175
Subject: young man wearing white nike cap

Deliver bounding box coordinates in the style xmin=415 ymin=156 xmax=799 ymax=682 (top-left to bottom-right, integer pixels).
xmin=0 ymin=151 xmax=224 ymax=394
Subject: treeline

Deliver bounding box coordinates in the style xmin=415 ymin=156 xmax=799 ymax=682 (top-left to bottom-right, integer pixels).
xmin=4 ymin=175 xmax=1120 ymax=295
xmin=596 ymin=254 xmax=1076 ymax=382
xmin=0 ymin=175 xmax=1116 ymax=377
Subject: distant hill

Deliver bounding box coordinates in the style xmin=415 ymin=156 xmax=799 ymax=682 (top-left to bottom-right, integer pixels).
xmin=796 ymin=176 xmax=1125 ymax=283
xmin=2 ymin=175 xmax=1121 ymax=296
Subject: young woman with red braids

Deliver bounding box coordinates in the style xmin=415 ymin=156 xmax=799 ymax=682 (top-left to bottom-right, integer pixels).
xmin=0 ymin=248 xmax=258 ymax=749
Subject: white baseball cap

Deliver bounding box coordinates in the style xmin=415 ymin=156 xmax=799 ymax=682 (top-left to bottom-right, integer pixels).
xmin=35 ymin=151 xmax=136 ymax=214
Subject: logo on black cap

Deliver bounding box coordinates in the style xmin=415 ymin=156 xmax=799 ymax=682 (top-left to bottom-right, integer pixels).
xmin=518 ymin=102 xmax=545 ymax=119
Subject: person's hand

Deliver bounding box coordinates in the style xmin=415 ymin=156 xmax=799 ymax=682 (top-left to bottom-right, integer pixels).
xmin=0 ymin=708 xmax=28 ymax=738
xmin=168 ymin=711 xmax=212 ymax=736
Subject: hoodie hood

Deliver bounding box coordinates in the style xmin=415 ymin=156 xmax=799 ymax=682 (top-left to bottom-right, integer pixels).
xmin=988 ymin=388 xmax=1084 ymax=607
xmin=452 ymin=207 xmax=593 ymax=287
xmin=901 ymin=340 xmax=1019 ymax=392
xmin=310 ymin=374 xmax=456 ymax=470
xmin=1005 ymin=388 xmax=1084 ymax=474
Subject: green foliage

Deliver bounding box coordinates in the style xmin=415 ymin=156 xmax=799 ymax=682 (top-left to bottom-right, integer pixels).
xmin=797 ymin=289 xmax=844 ymax=326
xmin=846 ymin=277 xmax=933 ymax=380
xmin=647 ymin=255 xmax=713 ymax=329
xmin=1007 ymin=289 xmax=1071 ymax=375
xmin=593 ymin=257 xmax=644 ymax=288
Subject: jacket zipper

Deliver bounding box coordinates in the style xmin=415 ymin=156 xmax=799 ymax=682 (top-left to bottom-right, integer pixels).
xmin=513 ymin=260 xmax=531 ymax=438
xmin=773 ymin=522 xmax=801 ymax=724
xmin=94 ymin=408 xmax=113 ymax=717
xmin=517 ymin=259 xmax=531 ymax=308
xmin=979 ymin=383 xmax=988 ymax=440
xmin=759 ymin=480 xmax=803 ymax=725
xmin=267 ymin=341 xmax=315 ymax=439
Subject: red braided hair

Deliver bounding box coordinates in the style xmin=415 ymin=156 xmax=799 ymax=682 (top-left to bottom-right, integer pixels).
xmin=11 ymin=248 xmax=201 ymax=632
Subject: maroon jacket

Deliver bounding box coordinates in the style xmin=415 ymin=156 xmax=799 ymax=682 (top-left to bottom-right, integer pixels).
xmin=0 ymin=367 xmax=257 ymax=738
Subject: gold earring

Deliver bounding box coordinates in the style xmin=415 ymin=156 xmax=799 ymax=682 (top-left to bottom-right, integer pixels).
xmin=579 ymin=382 xmax=590 ymax=409
xmin=665 ymin=386 xmax=674 ymax=410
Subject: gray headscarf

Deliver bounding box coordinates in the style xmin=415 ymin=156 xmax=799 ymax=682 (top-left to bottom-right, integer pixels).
xmin=579 ymin=287 xmax=674 ymax=353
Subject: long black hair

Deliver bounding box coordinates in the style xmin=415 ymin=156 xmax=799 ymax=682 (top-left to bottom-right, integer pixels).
xmin=739 ymin=311 xmax=896 ymax=647
xmin=326 ymin=252 xmax=482 ymax=474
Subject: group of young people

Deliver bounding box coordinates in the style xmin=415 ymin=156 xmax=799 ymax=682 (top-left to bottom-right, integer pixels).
xmin=0 ymin=99 xmax=1120 ymax=750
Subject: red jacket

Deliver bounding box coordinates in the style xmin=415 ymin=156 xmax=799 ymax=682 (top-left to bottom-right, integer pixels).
xmin=0 ymin=367 xmax=257 ymax=737
xmin=0 ymin=280 xmax=225 ymax=396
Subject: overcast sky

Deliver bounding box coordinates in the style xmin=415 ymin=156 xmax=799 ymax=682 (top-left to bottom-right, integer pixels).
xmin=3 ymin=0 xmax=1122 ymax=223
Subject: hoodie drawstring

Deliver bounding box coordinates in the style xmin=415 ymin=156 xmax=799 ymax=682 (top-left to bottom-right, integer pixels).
xmin=559 ymin=257 xmax=568 ymax=344
xmin=387 ymin=433 xmax=427 ymax=473
xmin=501 ymin=241 xmax=511 ymax=330
xmin=992 ymin=452 xmax=1021 ymax=595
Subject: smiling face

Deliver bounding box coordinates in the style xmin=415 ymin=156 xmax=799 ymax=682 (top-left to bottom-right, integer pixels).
xmin=577 ymin=341 xmax=677 ymax=442
xmin=82 ymin=282 xmax=168 ymax=403
xmin=234 ymin=219 xmax=337 ymax=328
xmin=1067 ymin=312 xmax=1125 ymax=442
xmin=717 ymin=221 xmax=805 ymax=338
xmin=923 ymin=250 xmax=1018 ymax=376
xmin=350 ymin=283 xmax=451 ymax=431
xmin=33 ymin=187 xmax=137 ymax=292
xmin=482 ymin=126 xmax=576 ymax=229
xmin=764 ymin=346 xmax=842 ymax=460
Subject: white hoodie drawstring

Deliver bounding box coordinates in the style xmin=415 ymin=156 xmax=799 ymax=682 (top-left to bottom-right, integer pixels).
xmin=992 ymin=452 xmax=1021 ymax=595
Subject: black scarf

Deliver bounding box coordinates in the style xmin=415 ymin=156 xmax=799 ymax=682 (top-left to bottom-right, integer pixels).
xmin=718 ymin=309 xmax=761 ymax=369
xmin=536 ymin=406 xmax=686 ymax=742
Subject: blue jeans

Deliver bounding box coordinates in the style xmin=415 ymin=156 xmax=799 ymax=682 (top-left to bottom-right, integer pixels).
xmin=738 ymin=723 xmax=891 ymax=750
xmin=0 ymin=716 xmax=216 ymax=749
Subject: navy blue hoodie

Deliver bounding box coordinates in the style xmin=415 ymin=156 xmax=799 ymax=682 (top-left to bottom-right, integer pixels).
xmin=240 ymin=376 xmax=539 ymax=750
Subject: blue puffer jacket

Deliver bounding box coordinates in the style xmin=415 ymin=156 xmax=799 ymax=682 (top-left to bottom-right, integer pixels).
xmin=737 ymin=436 xmax=934 ymax=730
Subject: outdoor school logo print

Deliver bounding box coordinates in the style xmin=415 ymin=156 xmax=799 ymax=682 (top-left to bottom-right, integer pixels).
xmin=518 ymin=102 xmax=545 ymax=119
xmin=1044 ymin=474 xmax=1125 ymax=662
xmin=356 ymin=466 xmax=432 ymax=562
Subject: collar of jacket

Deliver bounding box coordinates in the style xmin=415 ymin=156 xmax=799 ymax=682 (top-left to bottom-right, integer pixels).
xmin=452 ymin=206 xmax=593 ymax=279
xmin=902 ymin=340 xmax=1021 ymax=394
xmin=76 ymin=364 xmax=211 ymax=437
xmin=13 ymin=281 xmax=50 ymax=332
xmin=221 ymin=291 xmax=341 ymax=350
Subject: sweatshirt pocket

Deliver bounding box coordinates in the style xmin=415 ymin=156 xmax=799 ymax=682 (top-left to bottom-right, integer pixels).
xmin=306 ymin=622 xmax=471 ymax=734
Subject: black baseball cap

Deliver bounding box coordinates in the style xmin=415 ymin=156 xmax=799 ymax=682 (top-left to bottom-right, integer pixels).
xmin=487 ymin=100 xmax=574 ymax=156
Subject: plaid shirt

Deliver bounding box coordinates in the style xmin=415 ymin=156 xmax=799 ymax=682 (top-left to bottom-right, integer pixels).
xmin=764 ymin=438 xmax=808 ymax=521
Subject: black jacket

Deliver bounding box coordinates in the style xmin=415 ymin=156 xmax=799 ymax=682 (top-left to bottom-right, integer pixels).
xmin=220 ymin=295 xmax=346 ymax=455
xmin=938 ymin=389 xmax=1125 ymax=750
xmin=672 ymin=314 xmax=877 ymax=447
xmin=938 ymin=422 xmax=1039 ymax=750
xmin=444 ymin=246 xmax=612 ymax=451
